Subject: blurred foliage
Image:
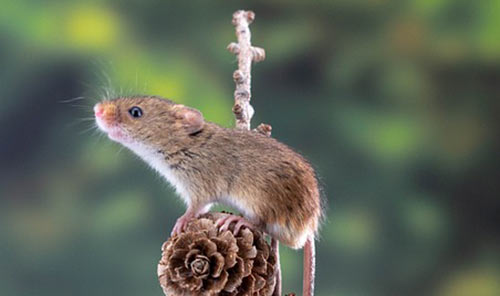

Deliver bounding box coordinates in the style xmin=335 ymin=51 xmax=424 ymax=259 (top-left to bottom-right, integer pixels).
xmin=0 ymin=0 xmax=499 ymax=295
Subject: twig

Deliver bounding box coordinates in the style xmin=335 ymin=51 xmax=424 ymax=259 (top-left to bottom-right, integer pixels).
xmin=227 ymin=10 xmax=266 ymax=130
xmin=228 ymin=10 xmax=281 ymax=296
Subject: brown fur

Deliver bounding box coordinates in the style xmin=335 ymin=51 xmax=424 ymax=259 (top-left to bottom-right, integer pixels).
xmin=96 ymin=96 xmax=321 ymax=249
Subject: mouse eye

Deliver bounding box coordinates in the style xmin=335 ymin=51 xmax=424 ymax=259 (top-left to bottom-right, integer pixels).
xmin=128 ymin=106 xmax=143 ymax=118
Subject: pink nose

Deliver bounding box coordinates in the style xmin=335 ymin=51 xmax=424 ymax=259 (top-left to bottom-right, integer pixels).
xmin=94 ymin=104 xmax=103 ymax=117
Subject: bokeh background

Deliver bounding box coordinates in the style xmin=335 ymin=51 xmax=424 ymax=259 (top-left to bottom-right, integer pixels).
xmin=1 ymin=0 xmax=499 ymax=295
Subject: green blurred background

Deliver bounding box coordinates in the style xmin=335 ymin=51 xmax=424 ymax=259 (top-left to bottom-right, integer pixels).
xmin=1 ymin=0 xmax=499 ymax=295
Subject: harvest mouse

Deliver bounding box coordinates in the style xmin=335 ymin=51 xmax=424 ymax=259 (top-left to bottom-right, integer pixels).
xmin=94 ymin=96 xmax=322 ymax=296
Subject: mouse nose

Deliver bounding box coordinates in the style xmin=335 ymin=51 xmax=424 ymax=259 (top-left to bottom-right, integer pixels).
xmin=94 ymin=104 xmax=103 ymax=117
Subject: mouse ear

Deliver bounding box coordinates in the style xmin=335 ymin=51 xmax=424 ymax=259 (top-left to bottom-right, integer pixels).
xmin=174 ymin=105 xmax=205 ymax=134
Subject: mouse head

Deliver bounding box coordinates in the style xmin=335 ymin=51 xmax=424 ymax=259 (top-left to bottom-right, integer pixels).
xmin=94 ymin=96 xmax=204 ymax=148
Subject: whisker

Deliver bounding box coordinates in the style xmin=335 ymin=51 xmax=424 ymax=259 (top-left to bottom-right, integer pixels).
xmin=68 ymin=104 xmax=93 ymax=110
xmin=94 ymin=129 xmax=106 ymax=139
xmin=65 ymin=119 xmax=91 ymax=129
xmin=79 ymin=124 xmax=99 ymax=135
xmin=75 ymin=117 xmax=96 ymax=122
xmin=135 ymin=70 xmax=139 ymax=91
xmin=114 ymin=145 xmax=126 ymax=160
xmin=59 ymin=96 xmax=86 ymax=104
xmin=100 ymin=64 xmax=113 ymax=89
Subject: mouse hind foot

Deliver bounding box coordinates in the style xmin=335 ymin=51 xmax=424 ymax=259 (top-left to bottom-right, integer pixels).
xmin=216 ymin=214 xmax=254 ymax=235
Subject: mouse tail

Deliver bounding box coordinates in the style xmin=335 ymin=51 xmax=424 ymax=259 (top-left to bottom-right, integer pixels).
xmin=303 ymin=235 xmax=316 ymax=296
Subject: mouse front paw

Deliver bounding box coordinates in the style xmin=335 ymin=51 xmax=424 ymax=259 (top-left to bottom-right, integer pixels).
xmin=171 ymin=213 xmax=195 ymax=236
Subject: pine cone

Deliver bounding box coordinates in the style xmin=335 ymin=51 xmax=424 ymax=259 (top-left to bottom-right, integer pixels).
xmin=158 ymin=212 xmax=277 ymax=296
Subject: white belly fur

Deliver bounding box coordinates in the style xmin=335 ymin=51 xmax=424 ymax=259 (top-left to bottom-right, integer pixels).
xmin=124 ymin=142 xmax=191 ymax=206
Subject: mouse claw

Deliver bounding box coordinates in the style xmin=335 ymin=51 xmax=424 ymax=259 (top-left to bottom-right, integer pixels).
xmin=216 ymin=215 xmax=237 ymax=233
xmin=234 ymin=219 xmax=253 ymax=235
xmin=216 ymin=215 xmax=253 ymax=235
